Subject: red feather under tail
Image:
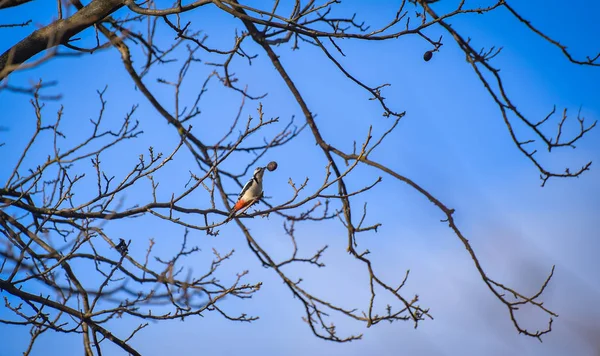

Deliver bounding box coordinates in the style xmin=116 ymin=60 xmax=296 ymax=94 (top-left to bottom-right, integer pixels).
xmin=233 ymin=199 xmax=250 ymax=212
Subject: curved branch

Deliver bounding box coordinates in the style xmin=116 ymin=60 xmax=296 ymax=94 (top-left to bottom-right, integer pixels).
xmin=0 ymin=0 xmax=124 ymax=80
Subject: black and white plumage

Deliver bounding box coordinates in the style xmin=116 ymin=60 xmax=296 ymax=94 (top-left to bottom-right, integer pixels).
xmin=229 ymin=166 xmax=265 ymax=218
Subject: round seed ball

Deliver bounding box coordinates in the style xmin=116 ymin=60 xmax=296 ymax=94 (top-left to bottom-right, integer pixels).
xmin=267 ymin=161 xmax=278 ymax=171
xmin=423 ymin=50 xmax=433 ymax=62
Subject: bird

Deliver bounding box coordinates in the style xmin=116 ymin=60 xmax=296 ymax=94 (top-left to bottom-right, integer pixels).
xmin=229 ymin=166 xmax=266 ymax=219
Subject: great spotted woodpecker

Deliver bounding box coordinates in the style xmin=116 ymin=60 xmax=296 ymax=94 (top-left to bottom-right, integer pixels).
xmin=229 ymin=166 xmax=266 ymax=218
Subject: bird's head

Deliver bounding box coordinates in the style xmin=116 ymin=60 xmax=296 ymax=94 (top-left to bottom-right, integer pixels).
xmin=253 ymin=166 xmax=266 ymax=180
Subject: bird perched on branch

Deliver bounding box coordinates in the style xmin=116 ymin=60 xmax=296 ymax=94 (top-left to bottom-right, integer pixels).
xmin=228 ymin=166 xmax=266 ymax=220
xmin=227 ymin=161 xmax=278 ymax=221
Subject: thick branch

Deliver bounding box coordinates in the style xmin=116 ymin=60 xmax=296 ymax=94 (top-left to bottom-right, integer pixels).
xmin=0 ymin=0 xmax=33 ymax=10
xmin=0 ymin=0 xmax=124 ymax=79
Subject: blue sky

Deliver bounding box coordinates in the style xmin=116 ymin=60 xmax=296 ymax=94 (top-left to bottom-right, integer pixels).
xmin=1 ymin=1 xmax=599 ymax=355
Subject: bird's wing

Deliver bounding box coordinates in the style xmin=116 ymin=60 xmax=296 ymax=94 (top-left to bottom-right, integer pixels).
xmin=237 ymin=177 xmax=255 ymax=200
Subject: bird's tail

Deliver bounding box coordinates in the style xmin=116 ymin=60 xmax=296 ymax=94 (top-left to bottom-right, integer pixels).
xmin=225 ymin=202 xmax=242 ymax=222
xmin=227 ymin=209 xmax=236 ymax=219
